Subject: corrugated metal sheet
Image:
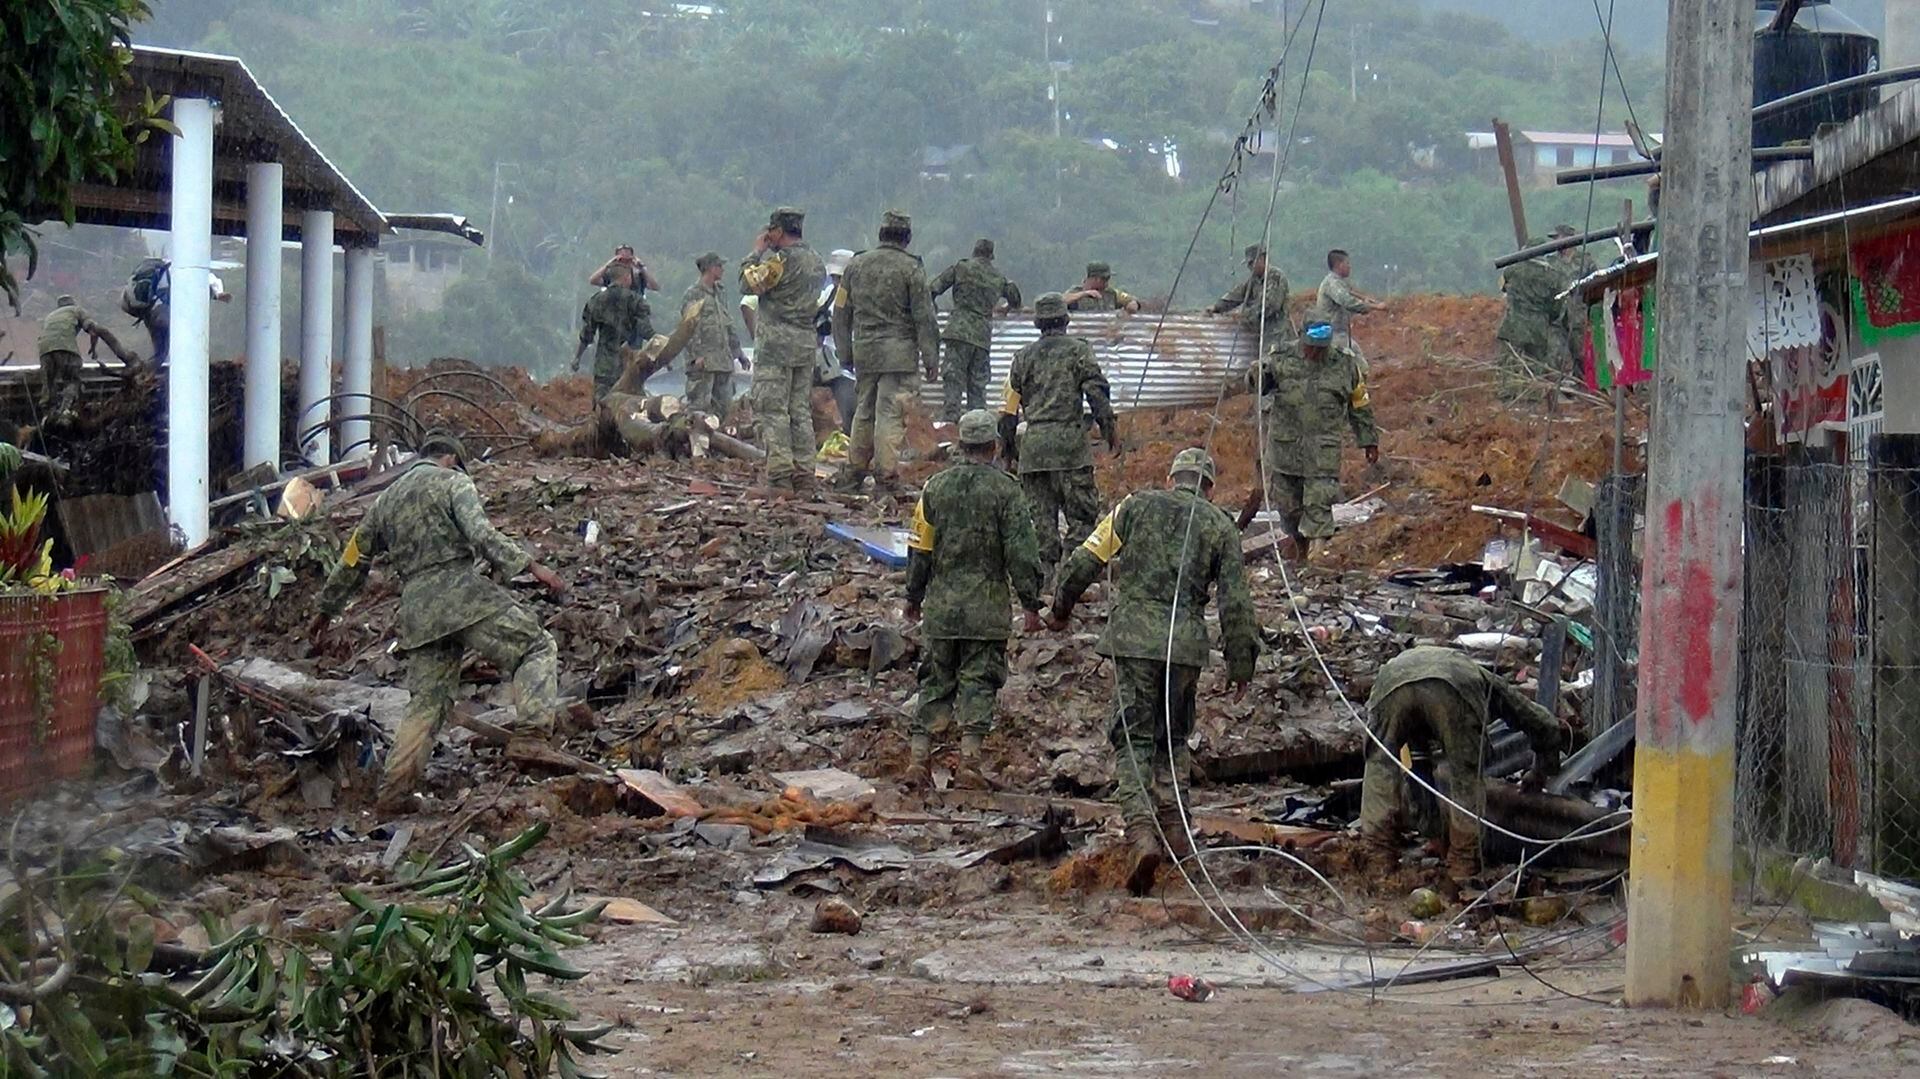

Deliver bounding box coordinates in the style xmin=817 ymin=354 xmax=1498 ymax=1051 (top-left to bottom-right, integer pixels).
xmin=918 ymin=312 xmax=1260 ymax=413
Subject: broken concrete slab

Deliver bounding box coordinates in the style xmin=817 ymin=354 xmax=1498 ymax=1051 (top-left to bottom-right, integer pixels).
xmin=772 ymin=768 xmax=877 ymax=802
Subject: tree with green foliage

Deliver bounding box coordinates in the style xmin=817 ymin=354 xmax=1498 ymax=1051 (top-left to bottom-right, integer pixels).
xmin=0 ymin=0 xmax=170 ymax=311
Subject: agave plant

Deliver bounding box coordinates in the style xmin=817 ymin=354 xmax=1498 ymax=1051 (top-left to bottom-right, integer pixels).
xmin=0 ymin=487 xmax=53 ymax=589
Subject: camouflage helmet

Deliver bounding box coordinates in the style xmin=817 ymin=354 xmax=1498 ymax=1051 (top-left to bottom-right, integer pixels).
xmin=1032 ymin=292 xmax=1069 ymax=320
xmin=956 ymin=408 xmax=1000 ymax=446
xmin=54 ymin=294 xmax=76 ymax=308
xmin=1168 ymin=447 xmax=1216 ymax=484
xmin=1086 ymin=261 xmax=1112 ymax=279
xmin=881 ymin=208 xmax=911 ymax=231
xmin=767 ymin=206 xmax=805 ymax=231
xmin=418 ymin=430 xmax=469 ymax=467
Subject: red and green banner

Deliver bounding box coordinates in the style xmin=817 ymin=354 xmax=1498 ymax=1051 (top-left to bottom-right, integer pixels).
xmin=1583 ymin=286 xmax=1656 ymax=391
xmin=1849 ymin=225 xmax=1920 ymax=345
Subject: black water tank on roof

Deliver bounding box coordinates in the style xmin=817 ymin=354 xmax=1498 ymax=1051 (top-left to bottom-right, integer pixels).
xmin=1752 ymin=0 xmax=1879 ymax=147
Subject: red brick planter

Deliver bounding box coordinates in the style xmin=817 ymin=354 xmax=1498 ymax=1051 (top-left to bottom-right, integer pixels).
xmin=0 ymin=588 xmax=108 ymax=802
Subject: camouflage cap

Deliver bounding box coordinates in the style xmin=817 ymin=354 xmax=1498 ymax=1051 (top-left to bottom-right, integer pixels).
xmin=1032 ymin=291 xmax=1069 ymax=320
xmin=956 ymin=408 xmax=1000 ymax=446
xmin=696 ymin=252 xmax=725 ymax=271
xmin=1550 ymin=223 xmax=1578 ymax=238
xmin=54 ymin=294 xmax=75 ymax=307
xmin=1086 ymin=261 xmax=1112 ymax=278
xmin=1168 ymin=447 xmax=1216 ymax=484
xmin=768 ymin=206 xmax=805 ymax=231
xmin=881 ymin=208 xmax=912 ymax=230
xmin=418 ymin=431 xmax=469 ymax=467
xmin=1244 ymin=244 xmax=1266 ymax=264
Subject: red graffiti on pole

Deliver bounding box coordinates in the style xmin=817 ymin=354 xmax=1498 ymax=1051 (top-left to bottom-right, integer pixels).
xmin=1642 ymin=497 xmax=1725 ymax=741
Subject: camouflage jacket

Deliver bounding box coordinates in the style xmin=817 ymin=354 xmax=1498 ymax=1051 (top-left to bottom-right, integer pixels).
xmin=1260 ymin=344 xmax=1377 ymax=477
xmin=832 ymin=242 xmax=938 ymax=374
xmin=930 ymin=256 xmax=1021 ymax=348
xmin=1066 ymin=285 xmax=1137 ymax=313
xmin=1001 ymin=333 xmax=1115 ymax=473
xmin=318 ymin=461 xmax=533 ymax=650
xmin=1056 ymin=484 xmax=1258 ymax=676
xmin=906 ymin=461 xmax=1045 ymax=640
xmin=1313 ymin=272 xmax=1368 ymax=338
xmin=681 ymin=280 xmax=743 ymax=374
xmin=1212 ymin=267 xmax=1297 ymax=350
xmin=1368 ymin=646 xmax=1565 ymax=753
xmin=1494 ymin=258 xmax=1568 ymax=350
xmin=38 ymin=304 xmax=92 ymax=357
xmin=579 ymin=286 xmax=653 ymax=366
xmin=740 ymin=242 xmax=827 ymax=366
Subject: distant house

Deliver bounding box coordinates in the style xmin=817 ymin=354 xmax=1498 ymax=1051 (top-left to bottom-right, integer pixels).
xmin=381 ymin=233 xmax=470 ymax=317
xmin=921 ymin=144 xmax=984 ymax=182
xmin=1466 ymin=129 xmax=1653 ymax=187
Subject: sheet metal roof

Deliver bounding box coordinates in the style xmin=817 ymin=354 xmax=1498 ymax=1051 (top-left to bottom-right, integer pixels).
xmin=64 ymin=46 xmax=388 ymax=245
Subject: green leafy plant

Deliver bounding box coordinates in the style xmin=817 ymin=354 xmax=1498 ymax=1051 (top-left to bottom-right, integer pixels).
xmin=0 ymin=487 xmax=53 ymax=588
xmin=0 ymin=822 xmax=613 ymax=1076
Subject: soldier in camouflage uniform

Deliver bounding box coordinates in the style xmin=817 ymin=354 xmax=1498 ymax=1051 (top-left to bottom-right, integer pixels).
xmin=903 ymin=409 xmax=1046 ymax=791
xmin=999 ymin=291 xmax=1116 ymax=580
xmin=1552 ymin=224 xmax=1594 ymax=368
xmin=37 ymin=294 xmax=136 ymax=421
xmin=311 ymin=434 xmax=571 ymax=810
xmin=1250 ymin=319 xmax=1378 ymax=561
xmin=832 ymin=209 xmax=939 ymax=493
xmin=1049 ymin=448 xmax=1259 ymax=895
xmin=1208 ymin=244 xmax=1296 ymax=355
xmin=1494 ymin=237 xmax=1570 ymax=369
xmin=1312 ymin=249 xmax=1385 ymax=365
xmin=574 ymin=262 xmax=654 ymax=402
xmin=681 ymin=252 xmax=746 ymax=416
xmin=1360 ymin=645 xmax=1569 ymax=882
xmin=740 ymin=207 xmax=829 ymax=491
xmin=1064 ymin=261 xmax=1142 ymax=313
xmin=930 ymin=238 xmax=1023 ymax=422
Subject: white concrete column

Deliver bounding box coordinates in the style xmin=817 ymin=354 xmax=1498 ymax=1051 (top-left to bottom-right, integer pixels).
xmin=341 ymin=246 xmax=375 ymax=459
xmin=299 ymin=210 xmax=334 ymax=464
xmin=243 ymin=162 xmax=283 ymax=474
xmin=166 ymin=98 xmax=215 ymax=548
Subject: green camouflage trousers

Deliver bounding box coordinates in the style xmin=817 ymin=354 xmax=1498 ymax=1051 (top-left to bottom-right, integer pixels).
xmin=915 ymin=637 xmax=1009 ymax=738
xmin=685 ymin=370 xmax=734 ymax=417
xmin=1268 ymin=470 xmax=1341 ymax=540
xmin=849 ymin=370 xmax=916 ymax=476
xmin=1358 ymin=678 xmax=1486 ymax=867
xmin=39 ymin=349 xmax=82 ymax=418
xmin=753 ymin=362 xmax=815 ymax=483
xmin=384 ymin=602 xmax=559 ymax=803
xmin=591 ymin=348 xmax=625 ymax=402
xmin=1110 ymin=657 xmax=1200 ymax=828
xmin=941 ymin=340 xmax=991 ymax=422
xmin=1023 ymin=467 xmax=1101 ymax=576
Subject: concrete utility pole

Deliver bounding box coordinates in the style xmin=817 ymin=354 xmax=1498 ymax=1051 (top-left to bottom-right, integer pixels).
xmin=1625 ymin=0 xmax=1752 ymax=1009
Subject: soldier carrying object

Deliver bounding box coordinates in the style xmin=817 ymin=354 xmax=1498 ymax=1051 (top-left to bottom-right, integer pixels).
xmin=37 ymin=294 xmax=138 ymax=422
xmin=681 ymin=252 xmax=747 ymax=418
xmin=1208 ymin=243 xmax=1296 ymax=354
xmin=1358 ymin=645 xmax=1571 ymax=884
xmin=1237 ymin=319 xmax=1378 ymax=561
xmin=999 ymin=291 xmax=1117 ymax=582
xmin=309 ymin=433 xmax=571 ymax=811
xmin=1063 ymin=261 xmax=1142 ymax=314
xmin=740 ymin=206 xmax=830 ymax=493
xmin=902 ymin=409 xmax=1047 ymax=792
xmin=930 ymin=238 xmax=1023 ymax=423
xmin=1048 ymin=448 xmax=1259 ymax=896
xmin=831 ymin=208 xmax=939 ymax=496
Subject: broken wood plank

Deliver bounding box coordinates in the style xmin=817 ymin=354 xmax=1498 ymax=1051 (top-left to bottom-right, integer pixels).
xmin=616 ymin=768 xmax=704 ymax=817
xmin=930 ymin=788 xmax=1116 ymax=826
xmin=1188 ymin=814 xmax=1342 ymax=850
xmin=506 ymin=738 xmax=607 ymax=777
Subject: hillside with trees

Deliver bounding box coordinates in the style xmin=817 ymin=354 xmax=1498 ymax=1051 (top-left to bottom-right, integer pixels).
xmin=130 ymin=0 xmax=1665 ymax=371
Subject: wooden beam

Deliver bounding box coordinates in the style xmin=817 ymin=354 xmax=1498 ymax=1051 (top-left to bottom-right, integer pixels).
xmin=1493 ymin=118 xmax=1530 ymax=248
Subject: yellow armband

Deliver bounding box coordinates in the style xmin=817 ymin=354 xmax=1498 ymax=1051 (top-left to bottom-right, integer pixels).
xmin=908 ymin=499 xmax=934 ymax=552
xmin=1080 ymin=510 xmax=1122 ymax=562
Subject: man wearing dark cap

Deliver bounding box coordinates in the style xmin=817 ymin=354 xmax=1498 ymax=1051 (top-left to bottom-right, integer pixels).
xmin=311 ymin=433 xmax=572 ymax=810
xmin=832 ymin=208 xmax=939 ymax=494
xmin=741 ymin=207 xmax=829 ymax=491
xmin=1242 ymin=318 xmax=1378 ymax=561
xmin=1064 ymin=261 xmax=1141 ymax=313
xmin=1208 ymin=244 xmax=1296 ymax=354
xmin=575 ymin=261 xmax=654 ymax=402
xmin=903 ymin=408 xmax=1045 ymax=791
xmin=37 ymin=293 xmax=137 ymax=420
xmin=681 ymin=252 xmax=746 ymax=417
xmin=999 ymin=291 xmax=1116 ymax=581
xmin=930 ymin=238 xmax=1023 ymax=423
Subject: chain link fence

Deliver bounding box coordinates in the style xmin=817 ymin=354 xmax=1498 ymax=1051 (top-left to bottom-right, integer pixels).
xmin=1737 ymin=447 xmax=1920 ymax=877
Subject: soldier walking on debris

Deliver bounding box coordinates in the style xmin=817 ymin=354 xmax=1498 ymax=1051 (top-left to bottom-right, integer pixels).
xmin=574 ymin=261 xmax=653 ymax=402
xmin=37 ymin=294 xmax=137 ymax=422
xmin=311 ymin=434 xmax=571 ymax=811
xmin=1493 ymin=236 xmax=1571 ymax=370
xmin=1240 ymin=319 xmax=1378 ymax=561
xmin=1208 ymin=244 xmax=1296 ymax=354
xmin=930 ymin=238 xmax=1022 ymax=423
xmin=740 ymin=207 xmax=829 ymax=493
xmin=681 ymin=252 xmax=746 ymax=417
xmin=832 ymin=209 xmax=939 ymax=495
xmin=999 ymin=292 xmax=1117 ymax=581
xmin=1358 ymin=645 xmax=1570 ymax=883
xmin=903 ymin=409 xmax=1046 ymax=791
xmin=1049 ymin=448 xmax=1258 ymax=895
xmin=1312 ymin=248 xmax=1386 ymax=364
xmin=1063 ymin=261 xmax=1141 ymax=314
